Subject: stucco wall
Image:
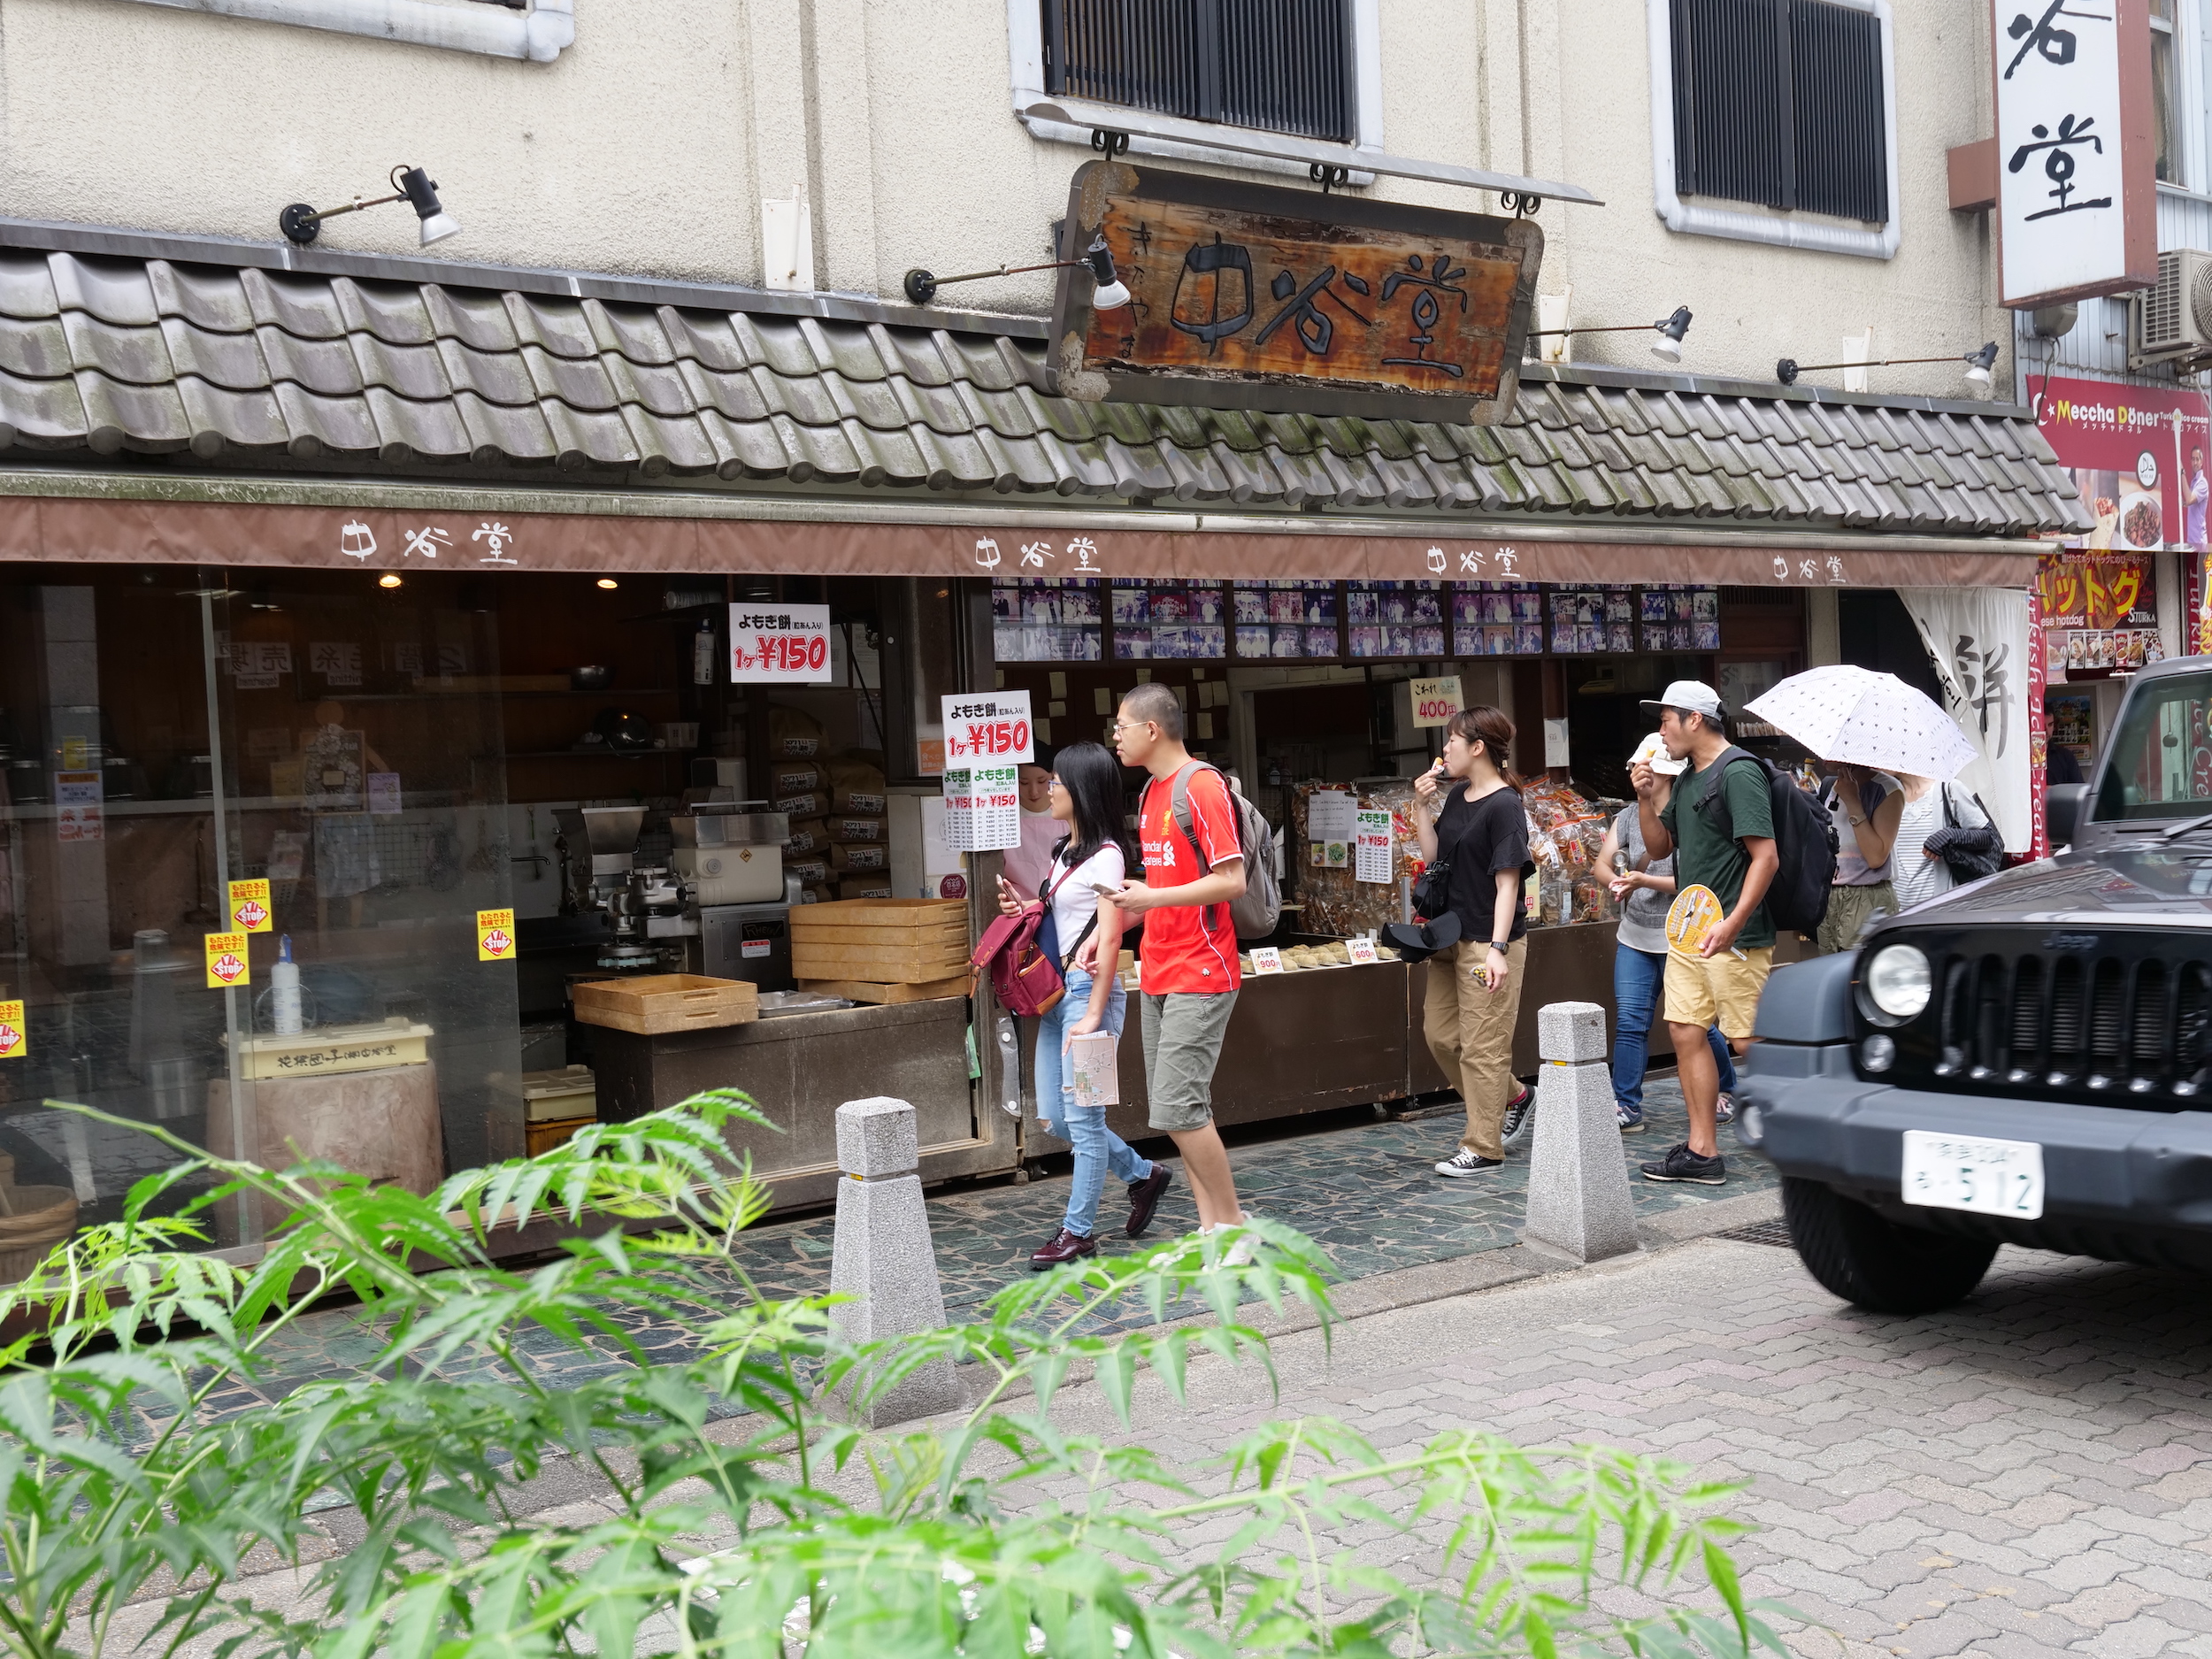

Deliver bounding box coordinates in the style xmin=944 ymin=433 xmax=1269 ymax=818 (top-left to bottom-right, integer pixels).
xmin=0 ymin=0 xmax=2010 ymax=401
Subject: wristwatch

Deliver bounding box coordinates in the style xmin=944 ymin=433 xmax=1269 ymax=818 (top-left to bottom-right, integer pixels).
xmin=1488 ymin=940 xmax=1509 ymax=951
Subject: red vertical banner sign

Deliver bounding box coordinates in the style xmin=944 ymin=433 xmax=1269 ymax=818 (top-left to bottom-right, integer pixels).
xmin=2026 ymin=585 xmax=2050 ymax=860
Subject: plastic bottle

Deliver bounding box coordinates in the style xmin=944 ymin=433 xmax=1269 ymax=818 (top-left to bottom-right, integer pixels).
xmin=271 ymin=934 xmax=303 ymax=1035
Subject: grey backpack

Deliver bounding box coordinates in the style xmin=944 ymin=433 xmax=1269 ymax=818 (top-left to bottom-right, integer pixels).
xmin=1166 ymin=762 xmax=1282 ymax=941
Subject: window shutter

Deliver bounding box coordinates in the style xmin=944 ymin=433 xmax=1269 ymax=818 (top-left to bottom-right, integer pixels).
xmin=1041 ymin=0 xmax=1356 ymax=143
xmin=1791 ymin=1 xmax=1886 ymax=222
xmin=1670 ymin=0 xmax=1886 ymax=224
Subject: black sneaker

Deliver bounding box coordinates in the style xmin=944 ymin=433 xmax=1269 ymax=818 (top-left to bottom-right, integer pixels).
xmin=1640 ymin=1142 xmax=1726 ymax=1186
xmin=1500 ymin=1086 xmax=1535 ymax=1145
xmin=1435 ymin=1147 xmax=1506 ymax=1178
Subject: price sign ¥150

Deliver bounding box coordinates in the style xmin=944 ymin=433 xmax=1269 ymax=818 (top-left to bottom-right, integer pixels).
xmin=940 ymin=692 xmax=1034 ymax=766
xmin=728 ymin=602 xmax=833 ymax=685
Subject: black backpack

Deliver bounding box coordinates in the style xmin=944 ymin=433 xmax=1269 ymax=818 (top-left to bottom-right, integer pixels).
xmin=1693 ymin=747 xmax=1837 ymax=938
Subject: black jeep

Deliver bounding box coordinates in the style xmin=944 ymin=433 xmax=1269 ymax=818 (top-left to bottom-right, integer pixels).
xmin=1738 ymin=655 xmax=2212 ymax=1312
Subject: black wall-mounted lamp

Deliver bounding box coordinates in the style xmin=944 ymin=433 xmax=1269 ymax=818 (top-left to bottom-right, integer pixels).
xmin=904 ymin=232 xmax=1129 ymax=310
xmin=1778 ymin=341 xmax=2000 ymax=388
xmin=1528 ymin=305 xmax=1694 ymax=364
xmin=280 ymin=165 xmax=459 ymax=249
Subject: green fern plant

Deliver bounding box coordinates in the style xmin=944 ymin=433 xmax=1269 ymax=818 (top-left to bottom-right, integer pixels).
xmin=0 ymin=1090 xmax=1787 ymax=1658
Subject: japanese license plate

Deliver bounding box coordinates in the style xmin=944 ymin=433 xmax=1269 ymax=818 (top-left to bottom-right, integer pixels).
xmin=1900 ymin=1130 xmax=2045 ymax=1221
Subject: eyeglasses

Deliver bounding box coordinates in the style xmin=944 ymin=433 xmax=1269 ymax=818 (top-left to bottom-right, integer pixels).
xmin=1110 ymin=720 xmax=1156 ymax=736
xmin=1047 ymin=778 xmax=1067 ymax=790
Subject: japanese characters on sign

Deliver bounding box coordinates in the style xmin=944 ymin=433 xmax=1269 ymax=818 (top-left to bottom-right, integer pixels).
xmin=334 ymin=518 xmax=527 ymax=567
xmin=1408 ymin=676 xmax=1463 ymax=728
xmin=477 ymin=909 xmax=517 ymax=962
xmin=940 ymin=692 xmax=1033 ymax=854
xmin=1992 ymin=0 xmax=2154 ymax=307
xmin=54 ymin=772 xmax=103 ymax=843
xmin=1051 ymin=165 xmax=1540 ymax=424
xmin=227 ymin=879 xmax=273 ymax=934
xmin=729 ymin=602 xmax=833 ymax=685
xmin=0 ymin=999 xmax=25 ymax=1061
xmin=204 ymin=933 xmax=250 ymax=989
xmin=1354 ymin=810 xmax=1394 ymax=886
xmin=941 ymin=692 xmax=1035 ymax=766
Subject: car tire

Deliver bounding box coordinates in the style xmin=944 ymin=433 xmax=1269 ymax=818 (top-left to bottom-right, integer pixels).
xmin=1781 ymin=1177 xmax=1998 ymax=1314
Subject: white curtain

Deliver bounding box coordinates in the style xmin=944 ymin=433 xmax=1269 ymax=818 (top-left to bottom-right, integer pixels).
xmin=1897 ymin=588 xmax=2033 ymax=853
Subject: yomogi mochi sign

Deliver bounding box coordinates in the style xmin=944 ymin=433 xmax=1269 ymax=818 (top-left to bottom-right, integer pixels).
xmin=1048 ymin=162 xmax=1542 ymax=426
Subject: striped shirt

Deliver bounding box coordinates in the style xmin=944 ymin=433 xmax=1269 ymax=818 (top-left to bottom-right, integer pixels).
xmin=1892 ymin=785 xmax=1986 ymax=910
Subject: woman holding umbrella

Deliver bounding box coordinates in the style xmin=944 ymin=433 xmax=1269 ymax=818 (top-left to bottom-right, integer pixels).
xmin=1745 ymin=665 xmax=1998 ymax=921
xmin=1818 ymin=764 xmax=1903 ymax=954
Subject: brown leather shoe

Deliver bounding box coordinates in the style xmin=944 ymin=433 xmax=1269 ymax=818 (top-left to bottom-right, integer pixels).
xmin=1125 ymin=1164 xmax=1174 ymax=1237
xmin=1028 ymin=1226 xmax=1098 ymax=1271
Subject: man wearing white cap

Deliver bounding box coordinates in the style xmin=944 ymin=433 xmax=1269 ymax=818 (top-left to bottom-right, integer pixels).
xmin=1633 ymin=681 xmax=1778 ymax=1186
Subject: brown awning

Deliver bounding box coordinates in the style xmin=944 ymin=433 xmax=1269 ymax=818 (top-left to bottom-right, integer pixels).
xmin=0 ymin=493 xmax=2041 ymax=589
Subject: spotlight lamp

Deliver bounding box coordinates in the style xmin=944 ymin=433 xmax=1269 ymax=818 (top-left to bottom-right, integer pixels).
xmin=904 ymin=232 xmax=1130 ymax=311
xmin=1525 ymin=305 xmax=1694 ymax=362
xmin=1776 ymin=342 xmax=2001 ymax=388
xmin=281 ymin=165 xmax=459 ymax=249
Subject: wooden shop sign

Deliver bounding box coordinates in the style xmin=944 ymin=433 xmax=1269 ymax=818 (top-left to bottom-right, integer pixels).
xmin=1048 ymin=162 xmax=1541 ymax=426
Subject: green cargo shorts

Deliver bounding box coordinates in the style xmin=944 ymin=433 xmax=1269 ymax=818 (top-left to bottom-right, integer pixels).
xmin=1141 ymin=989 xmax=1238 ymax=1133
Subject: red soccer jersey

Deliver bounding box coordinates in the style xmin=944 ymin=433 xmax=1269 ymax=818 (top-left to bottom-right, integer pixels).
xmin=1136 ymin=764 xmax=1244 ymax=995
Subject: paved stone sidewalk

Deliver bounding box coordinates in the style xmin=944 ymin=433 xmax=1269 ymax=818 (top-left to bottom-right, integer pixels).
xmin=230 ymin=1076 xmax=1774 ymax=1393
xmin=1014 ymin=1237 xmax=2212 ymax=1659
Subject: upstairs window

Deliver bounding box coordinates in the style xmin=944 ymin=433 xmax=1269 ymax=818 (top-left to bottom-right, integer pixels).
xmin=1670 ymin=0 xmax=1888 ymax=223
xmin=1039 ymin=0 xmax=1357 ymax=143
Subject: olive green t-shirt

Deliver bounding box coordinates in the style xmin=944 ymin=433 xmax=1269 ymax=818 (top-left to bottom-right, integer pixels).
xmin=1659 ymin=755 xmax=1776 ymax=949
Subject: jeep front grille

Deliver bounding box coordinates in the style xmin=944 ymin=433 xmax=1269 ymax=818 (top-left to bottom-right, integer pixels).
xmin=1927 ymin=948 xmax=2212 ymax=1099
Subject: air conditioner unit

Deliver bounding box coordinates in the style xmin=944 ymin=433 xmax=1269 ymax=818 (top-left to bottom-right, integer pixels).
xmin=2137 ymin=248 xmax=2212 ymax=359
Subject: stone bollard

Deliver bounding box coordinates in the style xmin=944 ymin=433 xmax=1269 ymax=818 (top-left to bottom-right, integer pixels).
xmin=827 ymin=1095 xmax=964 ymax=1426
xmin=1520 ymin=1002 xmax=1642 ymax=1265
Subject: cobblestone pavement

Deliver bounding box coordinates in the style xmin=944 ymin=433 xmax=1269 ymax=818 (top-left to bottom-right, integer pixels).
xmin=1013 ymin=1236 xmax=2212 ymax=1659
xmin=232 ymin=1077 xmax=1776 ymax=1393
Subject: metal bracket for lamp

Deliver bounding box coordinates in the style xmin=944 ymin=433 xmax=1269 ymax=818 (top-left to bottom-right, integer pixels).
xmin=903 ymin=231 xmax=1130 ymax=309
xmin=1778 ymin=342 xmax=2000 ymax=387
xmin=1499 ymin=189 xmax=1543 ymax=217
xmin=280 ymin=165 xmax=458 ymax=248
xmin=1529 ymin=306 xmax=1694 ymax=363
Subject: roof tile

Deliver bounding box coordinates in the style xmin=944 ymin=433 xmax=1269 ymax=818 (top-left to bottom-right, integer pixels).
xmin=158 ymin=319 xmax=265 ymax=391
xmin=51 ymin=255 xmax=158 ymax=327
xmin=151 ymin=262 xmax=256 ymax=334
xmin=0 ymin=315 xmax=75 ymax=380
xmin=0 ymin=253 xmax=59 ymax=322
xmin=62 ymin=311 xmax=173 ymax=384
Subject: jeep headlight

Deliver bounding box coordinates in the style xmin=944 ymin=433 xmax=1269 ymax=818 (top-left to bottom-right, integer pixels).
xmin=1864 ymin=943 xmax=1932 ymax=1022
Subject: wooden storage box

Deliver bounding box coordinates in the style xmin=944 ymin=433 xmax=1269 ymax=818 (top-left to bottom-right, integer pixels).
xmin=572 ymin=974 xmax=758 ymax=1035
xmin=788 ymin=898 xmax=969 ymax=984
xmin=227 ymin=1017 xmax=434 ymax=1081
xmin=526 ymin=1116 xmax=595 ymax=1156
xmin=521 ymin=1064 xmax=597 ymax=1124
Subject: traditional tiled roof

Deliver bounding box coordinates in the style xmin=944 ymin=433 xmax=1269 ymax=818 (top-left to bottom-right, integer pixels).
xmin=0 ymin=248 xmax=2088 ymax=536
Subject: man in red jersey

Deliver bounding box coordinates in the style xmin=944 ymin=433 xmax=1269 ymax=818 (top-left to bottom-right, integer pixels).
xmin=1091 ymin=681 xmax=1250 ymax=1237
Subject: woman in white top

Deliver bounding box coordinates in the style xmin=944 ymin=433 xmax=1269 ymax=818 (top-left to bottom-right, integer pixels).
xmin=994 ymin=741 xmax=1169 ymax=1268
xmin=1817 ymin=764 xmax=1904 ymax=954
xmin=1889 ymin=772 xmax=1993 ymax=909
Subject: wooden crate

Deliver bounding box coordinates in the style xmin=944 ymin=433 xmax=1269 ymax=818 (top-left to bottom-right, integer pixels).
xmin=526 ymin=1116 xmax=595 ymax=1156
xmin=797 ymin=974 xmax=971 ymax=1005
xmin=789 ymin=898 xmax=970 ymax=984
xmin=572 ymin=974 xmax=757 ymax=1035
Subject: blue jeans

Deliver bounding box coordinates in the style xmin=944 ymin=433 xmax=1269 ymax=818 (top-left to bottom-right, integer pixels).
xmin=1612 ymin=943 xmax=1736 ymax=1117
xmin=1036 ymin=969 xmax=1150 ymax=1239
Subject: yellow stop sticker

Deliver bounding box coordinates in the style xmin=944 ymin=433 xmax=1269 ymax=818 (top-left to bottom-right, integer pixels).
xmin=227 ymin=878 xmax=273 ymax=933
xmin=477 ymin=909 xmax=517 ymax=962
xmin=0 ymin=1000 xmax=26 ymax=1060
xmin=204 ymin=933 xmax=250 ymax=988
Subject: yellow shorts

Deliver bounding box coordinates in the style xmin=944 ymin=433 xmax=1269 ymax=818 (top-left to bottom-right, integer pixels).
xmin=1663 ymin=945 xmax=1774 ymax=1044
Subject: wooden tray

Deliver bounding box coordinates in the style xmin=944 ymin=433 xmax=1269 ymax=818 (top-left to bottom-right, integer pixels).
xmin=572 ymin=974 xmax=757 ymax=1035
xmin=526 ymin=1116 xmax=595 ymax=1156
xmin=789 ymin=897 xmax=967 ymax=931
xmin=797 ymin=975 xmax=971 ymax=1005
xmin=791 ymin=943 xmax=970 ymax=982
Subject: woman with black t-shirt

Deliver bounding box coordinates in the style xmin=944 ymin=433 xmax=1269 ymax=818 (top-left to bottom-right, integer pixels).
xmin=1411 ymin=705 xmax=1536 ymax=1178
